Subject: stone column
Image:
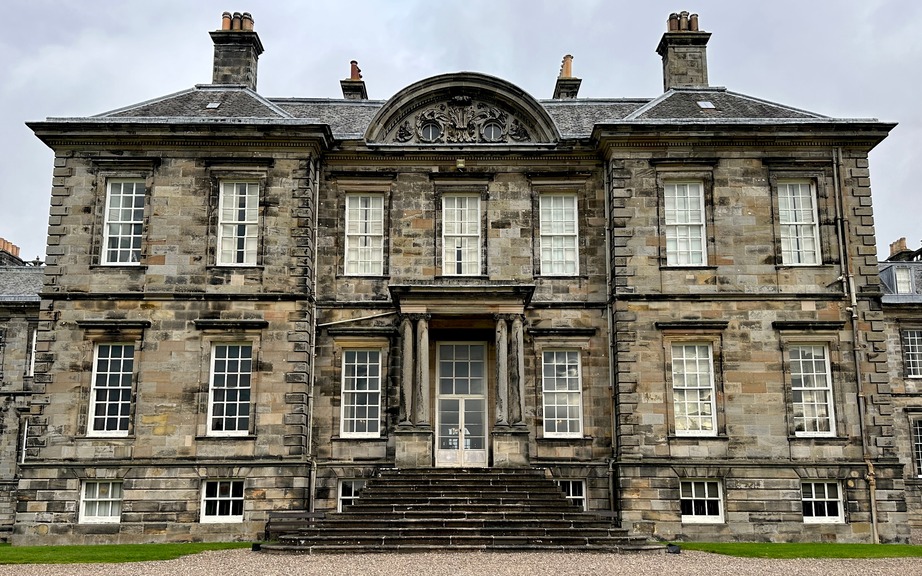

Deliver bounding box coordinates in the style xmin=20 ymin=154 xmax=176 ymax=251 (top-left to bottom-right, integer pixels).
xmin=399 ymin=316 xmax=414 ymax=425
xmin=413 ymin=315 xmax=430 ymax=426
xmin=495 ymin=316 xmax=509 ymax=426
xmin=509 ymin=315 xmax=525 ymax=425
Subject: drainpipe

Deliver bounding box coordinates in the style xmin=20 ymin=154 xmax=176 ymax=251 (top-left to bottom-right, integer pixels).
xmin=603 ymin=157 xmax=621 ymax=521
xmin=833 ymin=147 xmax=879 ymax=543
xmin=306 ymin=155 xmax=321 ymax=512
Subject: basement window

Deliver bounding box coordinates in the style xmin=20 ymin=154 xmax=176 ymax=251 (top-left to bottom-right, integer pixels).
xmin=557 ymin=479 xmax=587 ymax=511
xmin=338 ymin=479 xmax=366 ymax=511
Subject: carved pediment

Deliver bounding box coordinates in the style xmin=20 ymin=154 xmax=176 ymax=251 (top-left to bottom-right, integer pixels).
xmin=387 ymin=95 xmax=533 ymax=144
xmin=365 ymin=73 xmax=559 ymax=146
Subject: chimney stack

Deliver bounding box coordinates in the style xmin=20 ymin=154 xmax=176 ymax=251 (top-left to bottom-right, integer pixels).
xmin=340 ymin=60 xmax=368 ymax=100
xmin=656 ymin=11 xmax=711 ymax=91
xmin=210 ymin=11 xmax=264 ymax=90
xmin=552 ymin=54 xmax=582 ymax=99
xmin=0 ymin=237 xmax=24 ymax=266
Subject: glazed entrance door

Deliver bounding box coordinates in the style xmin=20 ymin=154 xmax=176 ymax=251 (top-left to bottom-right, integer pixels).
xmin=435 ymin=343 xmax=487 ymax=467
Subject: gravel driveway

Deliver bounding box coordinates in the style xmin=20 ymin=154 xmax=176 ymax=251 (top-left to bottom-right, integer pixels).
xmin=0 ymin=549 xmax=919 ymax=576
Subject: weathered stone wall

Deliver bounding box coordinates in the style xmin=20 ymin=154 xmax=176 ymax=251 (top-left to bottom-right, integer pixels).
xmin=609 ymin=148 xmax=907 ymax=542
xmin=15 ymin=146 xmax=318 ymax=543
xmin=310 ymin=152 xmax=615 ymax=508
xmin=0 ymin=292 xmax=39 ymax=540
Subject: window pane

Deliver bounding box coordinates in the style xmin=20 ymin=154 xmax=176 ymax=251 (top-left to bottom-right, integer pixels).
xmin=89 ymin=344 xmax=134 ymax=435
xmin=542 ymin=350 xmax=582 ymax=437
xmin=217 ymin=182 xmax=258 ymax=265
xmin=671 ymin=344 xmax=716 ymax=435
xmin=904 ymin=330 xmax=922 ymax=378
xmin=442 ymin=195 xmax=480 ymax=275
xmin=341 ymin=350 xmax=382 ymax=437
xmin=209 ymin=344 xmax=252 ymax=435
xmin=202 ymin=480 xmax=245 ymax=522
xmin=540 ymin=194 xmax=579 ymax=275
xmin=664 ymin=183 xmax=706 ymax=266
xmin=790 ymin=345 xmax=835 ymax=436
xmin=345 ymin=194 xmax=385 ymax=275
xmin=778 ymin=182 xmax=821 ymax=265
xmin=103 ymin=181 xmax=145 ymax=264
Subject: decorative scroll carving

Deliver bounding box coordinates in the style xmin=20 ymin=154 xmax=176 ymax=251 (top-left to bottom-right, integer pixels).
xmin=386 ymin=94 xmax=532 ymax=144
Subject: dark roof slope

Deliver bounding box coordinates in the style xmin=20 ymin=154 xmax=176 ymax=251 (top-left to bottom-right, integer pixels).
xmin=0 ymin=267 xmax=43 ymax=303
xmin=69 ymin=81 xmax=875 ymax=140
xmin=101 ymin=86 xmax=291 ymax=119
xmin=626 ymin=88 xmax=826 ymax=121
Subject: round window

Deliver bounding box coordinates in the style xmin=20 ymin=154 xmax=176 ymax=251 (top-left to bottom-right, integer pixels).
xmin=482 ymin=121 xmax=503 ymax=142
xmin=420 ymin=121 xmax=442 ymax=142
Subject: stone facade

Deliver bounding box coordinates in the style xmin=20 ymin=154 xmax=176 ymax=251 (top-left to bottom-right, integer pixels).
xmin=0 ymin=242 xmax=42 ymax=541
xmin=880 ymin=241 xmax=922 ymax=543
xmin=9 ymin=10 xmax=917 ymax=545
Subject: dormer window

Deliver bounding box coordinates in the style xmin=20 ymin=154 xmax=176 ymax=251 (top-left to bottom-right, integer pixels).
xmin=896 ymin=266 xmax=913 ymax=294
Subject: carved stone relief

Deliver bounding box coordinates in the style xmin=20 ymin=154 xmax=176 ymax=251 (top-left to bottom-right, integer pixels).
xmin=390 ymin=95 xmax=532 ymax=144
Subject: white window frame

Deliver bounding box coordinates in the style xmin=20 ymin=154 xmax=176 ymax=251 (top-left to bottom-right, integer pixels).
xmin=207 ymin=343 xmax=253 ymax=437
xmin=80 ymin=480 xmax=123 ymax=524
xmin=442 ymin=194 xmax=481 ymax=276
xmin=101 ymin=180 xmax=145 ymax=265
xmin=778 ymin=180 xmax=821 ymax=266
xmin=201 ymin=479 xmax=245 ymax=523
xmin=671 ymin=343 xmax=717 ymax=437
xmin=539 ymin=193 xmax=579 ymax=276
xmin=344 ymin=194 xmax=385 ymax=276
xmin=905 ymin=330 xmax=922 ymax=378
xmin=801 ymin=481 xmax=845 ymax=524
xmin=217 ymin=181 xmax=259 ymax=266
xmin=541 ymin=349 xmax=583 ymax=438
xmin=664 ymin=181 xmax=706 ymax=266
xmin=912 ymin=418 xmax=922 ymax=478
xmin=340 ymin=349 xmax=382 ymax=438
xmin=338 ymin=479 xmax=366 ymax=512
xmin=789 ymin=344 xmax=836 ymax=437
xmin=26 ymin=326 xmax=37 ymax=377
xmin=895 ymin=267 xmax=913 ymax=294
xmin=557 ymin=479 xmax=587 ymax=511
xmin=680 ymin=479 xmax=723 ymax=523
xmin=87 ymin=343 xmax=135 ymax=437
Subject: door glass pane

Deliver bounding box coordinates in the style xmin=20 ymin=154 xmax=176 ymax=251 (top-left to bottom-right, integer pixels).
xmin=439 ymin=399 xmax=460 ymax=450
xmin=465 ymin=399 xmax=485 ymax=450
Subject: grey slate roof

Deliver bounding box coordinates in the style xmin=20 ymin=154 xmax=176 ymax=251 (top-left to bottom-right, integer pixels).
xmin=72 ymin=82 xmax=865 ymax=141
xmin=0 ymin=267 xmax=43 ymax=303
xmin=625 ymin=88 xmax=826 ymax=121
xmin=101 ymin=85 xmax=291 ymax=119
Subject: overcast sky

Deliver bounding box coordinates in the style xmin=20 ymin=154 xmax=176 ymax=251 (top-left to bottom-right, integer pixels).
xmin=1 ymin=1 xmax=919 ymax=262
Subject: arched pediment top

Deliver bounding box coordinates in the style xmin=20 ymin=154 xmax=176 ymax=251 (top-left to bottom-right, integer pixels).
xmin=365 ymin=72 xmax=560 ymax=146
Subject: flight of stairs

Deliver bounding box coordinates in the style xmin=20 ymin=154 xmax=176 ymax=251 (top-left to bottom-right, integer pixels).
xmin=259 ymin=467 xmax=663 ymax=554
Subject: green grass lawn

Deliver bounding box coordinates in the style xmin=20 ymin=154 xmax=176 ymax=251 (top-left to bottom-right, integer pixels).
xmin=0 ymin=542 xmax=251 ymax=564
xmin=676 ymin=541 xmax=922 ymax=559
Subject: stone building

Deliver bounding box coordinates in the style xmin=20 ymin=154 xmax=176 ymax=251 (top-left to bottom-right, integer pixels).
xmin=11 ymin=10 xmax=912 ymax=544
xmin=0 ymin=239 xmax=42 ymax=541
xmin=880 ymin=238 xmax=922 ymax=542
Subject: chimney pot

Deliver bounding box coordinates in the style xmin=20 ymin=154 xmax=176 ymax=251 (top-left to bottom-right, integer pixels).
xmin=559 ymin=54 xmax=574 ymax=78
xmin=668 ymin=13 xmax=679 ymax=31
xmin=350 ymin=60 xmax=362 ymax=80
xmin=232 ymin=12 xmax=242 ymax=30
xmin=221 ymin=12 xmax=232 ymax=30
xmin=689 ymin=13 xmax=699 ymax=31
xmin=242 ymin=12 xmax=254 ymax=31
xmin=341 ymin=60 xmax=368 ymax=99
xmin=890 ymin=237 xmax=909 ymax=258
xmin=679 ymin=11 xmax=689 ymax=30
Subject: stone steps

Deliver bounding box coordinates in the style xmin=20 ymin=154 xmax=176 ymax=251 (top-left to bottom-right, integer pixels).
xmin=260 ymin=467 xmax=661 ymax=554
